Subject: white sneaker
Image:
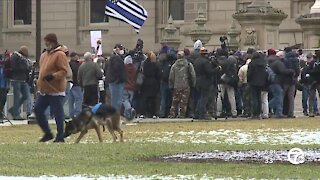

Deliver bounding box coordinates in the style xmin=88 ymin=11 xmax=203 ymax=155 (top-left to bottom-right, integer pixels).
xmin=28 ymin=113 xmax=36 ymax=119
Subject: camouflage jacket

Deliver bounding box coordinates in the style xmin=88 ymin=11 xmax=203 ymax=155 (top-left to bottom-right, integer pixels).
xmin=169 ymin=58 xmax=196 ymax=90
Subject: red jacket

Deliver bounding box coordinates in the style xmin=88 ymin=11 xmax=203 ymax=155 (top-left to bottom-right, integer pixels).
xmin=124 ymin=64 xmax=136 ymax=91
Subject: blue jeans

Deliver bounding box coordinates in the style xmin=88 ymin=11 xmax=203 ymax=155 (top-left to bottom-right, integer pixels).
xmin=35 ymin=95 xmax=65 ymax=140
xmin=122 ymin=90 xmax=134 ymax=118
xmin=25 ymin=85 xmax=33 ymax=115
xmin=159 ymin=83 xmax=172 ymax=117
xmin=302 ymin=85 xmax=318 ymax=113
xmin=269 ymin=84 xmax=284 ymax=116
xmin=10 ymin=81 xmax=30 ymax=117
xmin=109 ymin=82 xmax=124 ymax=111
xmin=68 ymin=86 xmax=83 ymax=117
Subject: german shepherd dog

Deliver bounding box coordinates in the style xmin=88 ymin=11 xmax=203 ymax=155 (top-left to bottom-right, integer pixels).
xmin=64 ymin=104 xmax=125 ymax=143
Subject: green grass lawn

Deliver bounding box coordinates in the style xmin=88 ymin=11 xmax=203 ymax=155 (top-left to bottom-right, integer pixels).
xmin=0 ymin=118 xmax=319 ymax=179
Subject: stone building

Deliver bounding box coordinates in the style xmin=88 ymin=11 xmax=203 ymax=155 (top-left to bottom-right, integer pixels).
xmin=0 ymin=0 xmax=316 ymax=56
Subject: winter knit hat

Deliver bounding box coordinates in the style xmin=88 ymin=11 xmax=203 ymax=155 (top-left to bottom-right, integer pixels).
xmin=18 ymin=46 xmax=29 ymax=57
xmin=267 ymin=49 xmax=276 ymax=56
xmin=124 ymin=55 xmax=133 ymax=64
xmin=247 ymin=48 xmax=256 ymax=55
xmin=276 ymin=51 xmax=285 ymax=59
xmin=234 ymin=51 xmax=242 ymax=58
xmin=44 ymin=33 xmax=58 ymax=44
xmin=160 ymin=45 xmax=169 ymax=54
xmin=193 ymin=40 xmax=203 ymax=50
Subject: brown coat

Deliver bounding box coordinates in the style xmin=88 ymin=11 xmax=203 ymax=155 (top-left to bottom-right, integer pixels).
xmin=37 ymin=46 xmax=68 ymax=94
xmin=124 ymin=64 xmax=136 ymax=91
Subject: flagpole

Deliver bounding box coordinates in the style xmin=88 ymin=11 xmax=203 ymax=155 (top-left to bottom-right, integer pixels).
xmin=29 ymin=0 xmax=41 ymax=125
xmin=36 ymin=0 xmax=41 ymax=62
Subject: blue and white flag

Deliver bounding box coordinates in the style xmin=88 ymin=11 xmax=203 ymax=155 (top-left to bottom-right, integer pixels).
xmin=105 ymin=0 xmax=148 ymax=33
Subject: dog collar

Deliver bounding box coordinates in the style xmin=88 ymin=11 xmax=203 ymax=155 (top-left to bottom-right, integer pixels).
xmin=91 ymin=103 xmax=102 ymax=114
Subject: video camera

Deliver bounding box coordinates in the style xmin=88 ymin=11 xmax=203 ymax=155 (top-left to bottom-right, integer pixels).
xmin=219 ymin=36 xmax=229 ymax=52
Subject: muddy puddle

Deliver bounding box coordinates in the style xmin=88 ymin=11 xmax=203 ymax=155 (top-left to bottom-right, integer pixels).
xmin=153 ymin=149 xmax=320 ymax=164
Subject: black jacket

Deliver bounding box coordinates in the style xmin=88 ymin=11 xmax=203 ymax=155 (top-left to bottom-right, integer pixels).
xmin=10 ymin=52 xmax=31 ymax=81
xmin=106 ymin=54 xmax=127 ymax=84
xmin=307 ymin=58 xmax=320 ymax=84
xmin=217 ymin=55 xmax=238 ymax=85
xmin=193 ymin=55 xmax=215 ymax=88
xmin=283 ymin=51 xmax=300 ymax=85
xmin=189 ymin=50 xmax=201 ymax=65
xmin=141 ymin=59 xmax=160 ymax=96
xmin=248 ymin=56 xmax=267 ymax=87
xmin=159 ymin=53 xmax=175 ymax=84
xmin=69 ymin=60 xmax=81 ymax=86
xmin=268 ymin=55 xmax=294 ymax=85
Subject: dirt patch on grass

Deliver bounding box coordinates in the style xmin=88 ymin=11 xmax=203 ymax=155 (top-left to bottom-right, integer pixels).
xmin=148 ymin=149 xmax=320 ymax=164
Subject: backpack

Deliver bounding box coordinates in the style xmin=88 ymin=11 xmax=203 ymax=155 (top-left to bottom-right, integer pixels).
xmin=266 ymin=65 xmax=276 ymax=84
xmin=3 ymin=54 xmax=12 ymax=79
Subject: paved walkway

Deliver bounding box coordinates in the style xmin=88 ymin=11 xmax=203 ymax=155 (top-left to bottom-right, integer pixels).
xmin=0 ymin=91 xmax=310 ymax=126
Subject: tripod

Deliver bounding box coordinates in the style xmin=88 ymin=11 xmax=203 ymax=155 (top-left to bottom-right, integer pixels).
xmin=0 ymin=113 xmax=13 ymax=125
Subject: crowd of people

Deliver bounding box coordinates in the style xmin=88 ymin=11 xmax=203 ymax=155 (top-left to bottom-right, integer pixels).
xmin=0 ymin=33 xmax=320 ymax=142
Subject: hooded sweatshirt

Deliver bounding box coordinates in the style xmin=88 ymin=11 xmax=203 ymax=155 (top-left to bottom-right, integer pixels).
xmin=247 ymin=55 xmax=267 ymax=87
xmin=37 ymin=46 xmax=69 ymax=94
xmin=238 ymin=59 xmax=251 ymax=85
xmin=193 ymin=40 xmax=203 ymax=50
xmin=169 ymin=58 xmax=196 ymax=90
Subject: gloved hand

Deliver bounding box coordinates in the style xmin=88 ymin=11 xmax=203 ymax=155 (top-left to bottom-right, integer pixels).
xmin=44 ymin=74 xmax=54 ymax=82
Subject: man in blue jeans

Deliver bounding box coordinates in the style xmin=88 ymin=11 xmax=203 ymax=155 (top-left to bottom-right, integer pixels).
xmin=8 ymin=46 xmax=32 ymax=120
xmin=158 ymin=46 xmax=174 ymax=118
xmin=302 ymin=85 xmax=318 ymax=115
xmin=106 ymin=44 xmax=127 ymax=110
xmin=268 ymin=50 xmax=294 ymax=118
xmin=35 ymin=33 xmax=69 ymax=143
xmin=269 ymin=84 xmax=284 ymax=117
xmin=68 ymin=52 xmax=83 ymax=118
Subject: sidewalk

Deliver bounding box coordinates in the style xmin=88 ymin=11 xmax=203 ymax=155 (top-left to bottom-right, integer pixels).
xmin=0 ymin=110 xmax=307 ymax=127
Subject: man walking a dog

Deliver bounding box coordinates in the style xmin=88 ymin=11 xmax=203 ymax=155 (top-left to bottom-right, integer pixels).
xmin=35 ymin=33 xmax=69 ymax=143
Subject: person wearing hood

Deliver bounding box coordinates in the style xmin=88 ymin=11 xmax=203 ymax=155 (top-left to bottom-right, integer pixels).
xmin=193 ymin=47 xmax=216 ymax=120
xmin=247 ymin=52 xmax=267 ymax=119
xmin=35 ymin=33 xmax=69 ymax=143
xmin=8 ymin=46 xmax=32 ymax=120
xmin=186 ymin=40 xmax=202 ymax=118
xmin=216 ymin=48 xmax=238 ymax=118
xmin=238 ymin=56 xmax=252 ymax=117
xmin=122 ymin=51 xmax=137 ymax=120
xmin=168 ymin=51 xmax=196 ymax=118
xmin=158 ymin=45 xmax=175 ymax=118
xmin=282 ymin=48 xmax=300 ymax=118
xmin=106 ymin=44 xmax=127 ymax=111
xmin=268 ymin=50 xmax=294 ymax=118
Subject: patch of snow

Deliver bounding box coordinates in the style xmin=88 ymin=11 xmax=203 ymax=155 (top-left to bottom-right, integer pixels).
xmin=162 ymin=149 xmax=320 ymax=164
xmin=137 ymin=129 xmax=320 ymax=145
